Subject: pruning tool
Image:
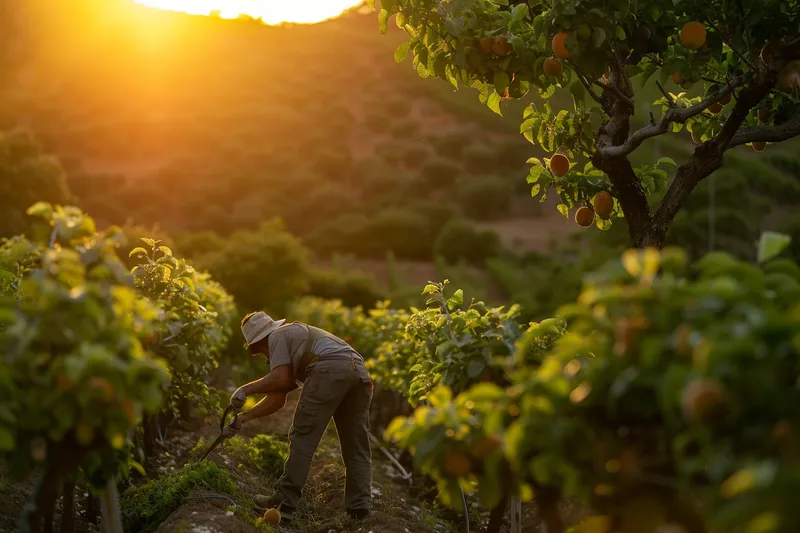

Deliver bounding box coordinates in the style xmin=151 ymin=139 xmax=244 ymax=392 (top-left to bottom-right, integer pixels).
xmin=199 ymin=397 xmax=244 ymax=461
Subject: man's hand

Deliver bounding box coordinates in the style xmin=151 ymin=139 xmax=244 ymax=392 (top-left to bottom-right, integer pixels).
xmin=230 ymin=387 xmax=247 ymax=410
xmin=223 ymin=417 xmax=242 ymax=438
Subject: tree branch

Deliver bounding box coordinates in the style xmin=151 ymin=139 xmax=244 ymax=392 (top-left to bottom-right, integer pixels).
xmin=598 ymin=77 xmax=749 ymax=158
xmin=569 ymin=63 xmax=606 ymax=108
xmin=651 ymin=72 xmax=776 ymax=236
xmin=594 ymin=79 xmax=635 ymax=108
xmin=729 ymin=114 xmax=800 ymax=147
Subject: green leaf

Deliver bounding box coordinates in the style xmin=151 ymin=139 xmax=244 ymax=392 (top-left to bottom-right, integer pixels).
xmin=656 ymin=157 xmax=677 ymax=169
xmin=467 ymin=360 xmax=485 ymax=379
xmin=378 ymin=9 xmax=389 ymax=34
xmin=447 ymin=289 xmax=464 ymax=310
xmin=395 ymin=11 xmax=405 ymax=28
xmin=557 ymin=204 xmax=569 ymax=219
xmin=423 ymin=283 xmax=439 ymax=295
xmin=486 ymin=92 xmax=503 ymax=116
xmin=757 ymin=232 xmax=792 ymax=263
xmin=493 ymin=71 xmax=510 ymax=93
xmin=129 ymin=247 xmax=148 ymax=258
xmin=26 ymin=202 xmax=53 ymax=219
xmin=394 ymin=42 xmax=410 ymax=62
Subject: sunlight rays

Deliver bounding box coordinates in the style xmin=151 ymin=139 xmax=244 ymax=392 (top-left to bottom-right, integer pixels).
xmin=131 ymin=0 xmax=364 ymax=24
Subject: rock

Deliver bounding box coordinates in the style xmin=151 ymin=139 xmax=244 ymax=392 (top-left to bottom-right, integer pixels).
xmin=225 ymin=511 xmax=234 ymax=517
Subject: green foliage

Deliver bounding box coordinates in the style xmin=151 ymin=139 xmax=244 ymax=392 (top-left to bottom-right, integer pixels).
xmin=420 ymin=158 xmax=462 ymax=187
xmin=457 ymin=177 xmax=513 ymax=220
xmin=120 ymin=461 xmax=264 ymax=533
xmin=225 ymin=435 xmax=289 ymax=477
xmin=0 ymin=129 xmax=72 ymax=238
xmin=433 ymin=218 xmax=500 ymax=265
xmin=130 ymin=239 xmax=236 ymax=416
xmin=386 ymin=246 xmax=800 ymax=532
xmin=197 ymin=220 xmax=311 ymax=315
xmin=0 ymin=203 xmax=169 ymax=484
xmin=370 ymin=0 xmax=800 ymax=242
xmin=307 ymin=267 xmax=385 ymax=309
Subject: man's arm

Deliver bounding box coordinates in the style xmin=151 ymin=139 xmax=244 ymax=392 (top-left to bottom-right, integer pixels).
xmin=239 ymin=392 xmax=288 ymax=424
xmin=239 ymin=365 xmax=296 ymax=396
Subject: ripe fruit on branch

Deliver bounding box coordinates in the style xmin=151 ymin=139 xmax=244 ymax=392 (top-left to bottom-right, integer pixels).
xmin=492 ymin=36 xmax=511 ymax=57
xmin=681 ymin=378 xmax=730 ymax=424
xmin=680 ymin=21 xmax=707 ymax=50
xmin=552 ymin=32 xmax=572 ymax=60
xmin=88 ymin=377 xmax=114 ymax=401
xmin=543 ymin=57 xmax=563 ymax=77
xmin=443 ymin=451 xmax=472 ymax=478
xmin=263 ymin=508 xmax=281 ymax=524
xmin=671 ymin=72 xmax=684 ymax=85
xmin=469 ymin=435 xmax=503 ymax=459
xmin=719 ymin=93 xmax=732 ymax=105
xmin=708 ymin=102 xmax=723 ymax=114
xmin=758 ymin=108 xmax=772 ymax=123
xmin=479 ymin=37 xmax=493 ymax=54
xmin=593 ymin=191 xmax=614 ymax=220
xmin=752 ymin=142 xmax=766 ymax=152
xmin=575 ymin=206 xmax=595 ymax=227
xmin=142 ymin=331 xmax=159 ymax=346
xmin=776 ymin=60 xmax=800 ymax=94
xmin=549 ymin=154 xmax=570 ymax=177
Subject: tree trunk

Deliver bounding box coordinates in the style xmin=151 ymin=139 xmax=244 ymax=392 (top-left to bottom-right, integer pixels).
xmin=534 ymin=485 xmax=564 ymax=533
xmin=61 ymin=477 xmax=76 ymax=533
xmin=85 ymin=492 xmax=99 ymax=526
xmin=486 ymin=492 xmax=509 ymax=533
xmin=99 ymin=478 xmax=124 ymax=533
xmin=17 ymin=449 xmax=78 ymax=533
xmin=142 ymin=414 xmax=156 ymax=459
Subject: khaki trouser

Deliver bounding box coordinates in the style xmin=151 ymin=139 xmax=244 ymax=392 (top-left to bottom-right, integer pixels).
xmin=277 ymin=355 xmax=373 ymax=511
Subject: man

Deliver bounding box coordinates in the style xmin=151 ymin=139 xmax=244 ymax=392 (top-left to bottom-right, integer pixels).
xmin=223 ymin=311 xmax=374 ymax=522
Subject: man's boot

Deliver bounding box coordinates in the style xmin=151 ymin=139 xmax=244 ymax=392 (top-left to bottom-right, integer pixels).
xmin=253 ymin=493 xmax=296 ymax=521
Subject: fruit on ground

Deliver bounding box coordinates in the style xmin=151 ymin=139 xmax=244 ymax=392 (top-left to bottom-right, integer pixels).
xmin=575 ymin=206 xmax=595 ymax=227
xmin=543 ymin=57 xmax=563 ymax=77
xmin=479 ymin=37 xmax=493 ymax=54
xmin=758 ymin=107 xmax=772 ymax=123
xmin=492 ymin=36 xmax=511 ymax=56
xmin=593 ymin=191 xmax=614 ymax=220
xmin=681 ymin=379 xmax=729 ymax=424
xmin=752 ymin=141 xmax=766 ymax=152
xmin=469 ymin=435 xmax=503 ymax=459
xmin=709 ymin=102 xmax=723 ymax=114
xmin=263 ymin=508 xmax=281 ymax=524
xmin=443 ymin=451 xmax=472 ymax=478
xmin=680 ymin=21 xmax=707 ymax=50
xmin=719 ymin=93 xmax=732 ymax=105
xmin=549 ymin=153 xmax=570 ymax=177
xmin=552 ymin=32 xmax=572 ymax=60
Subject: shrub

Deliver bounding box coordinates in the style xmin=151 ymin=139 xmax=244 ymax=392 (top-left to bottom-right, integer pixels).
xmin=431 ymin=131 xmax=471 ymax=160
xmin=0 ymin=129 xmax=72 ymax=238
xmin=407 ymin=200 xmax=462 ymax=237
xmin=457 ymin=177 xmax=513 ymax=220
xmin=434 ymin=218 xmax=500 ymax=264
xmin=463 ymin=144 xmax=497 ymax=174
xmin=420 ymin=159 xmax=461 ymax=187
xmin=224 ymin=435 xmax=289 ymax=477
xmin=196 ymin=219 xmax=312 ymax=315
xmin=173 ymin=231 xmax=225 ymax=259
xmin=308 ymin=268 xmax=386 ymax=309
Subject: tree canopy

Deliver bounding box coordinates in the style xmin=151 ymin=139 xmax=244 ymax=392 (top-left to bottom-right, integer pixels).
xmin=371 ymin=0 xmax=800 ymax=247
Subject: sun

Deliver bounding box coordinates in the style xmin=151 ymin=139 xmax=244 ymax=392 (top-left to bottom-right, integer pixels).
xmin=132 ymin=0 xmax=365 ymax=24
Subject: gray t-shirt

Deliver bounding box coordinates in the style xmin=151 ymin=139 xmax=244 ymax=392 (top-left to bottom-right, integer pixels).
xmin=268 ymin=323 xmax=360 ymax=386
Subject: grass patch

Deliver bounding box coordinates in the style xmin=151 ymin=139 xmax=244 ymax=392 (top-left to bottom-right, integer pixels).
xmin=120 ymin=461 xmax=267 ymax=533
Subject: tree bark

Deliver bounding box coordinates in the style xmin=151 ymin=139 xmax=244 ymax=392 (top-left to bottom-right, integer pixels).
xmin=485 ymin=492 xmax=509 ymax=533
xmin=85 ymin=492 xmax=99 ymax=526
xmin=61 ymin=477 xmax=76 ymax=533
xmin=17 ymin=449 xmax=78 ymax=533
xmin=534 ymin=485 xmax=564 ymax=533
xmin=142 ymin=414 xmax=156 ymax=459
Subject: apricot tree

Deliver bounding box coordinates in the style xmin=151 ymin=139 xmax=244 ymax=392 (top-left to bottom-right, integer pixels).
xmin=370 ymin=0 xmax=800 ymax=247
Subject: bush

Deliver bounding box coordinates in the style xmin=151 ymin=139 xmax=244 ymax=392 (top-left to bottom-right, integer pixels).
xmin=463 ymin=145 xmax=497 ymax=174
xmin=308 ymin=268 xmax=386 ymax=309
xmin=197 ymin=219 xmax=312 ymax=315
xmin=434 ymin=218 xmax=500 ymax=264
xmin=173 ymin=231 xmax=225 ymax=259
xmin=431 ymin=131 xmax=471 ymax=160
xmin=0 ymin=129 xmax=72 ymax=238
xmin=224 ymin=435 xmax=289 ymax=477
xmin=407 ymin=200 xmax=462 ymax=237
xmin=421 ymin=159 xmax=461 ymax=187
xmin=457 ymin=177 xmax=513 ymax=220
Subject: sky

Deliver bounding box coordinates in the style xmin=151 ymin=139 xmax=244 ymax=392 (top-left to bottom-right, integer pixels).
xmin=132 ymin=0 xmax=365 ymax=24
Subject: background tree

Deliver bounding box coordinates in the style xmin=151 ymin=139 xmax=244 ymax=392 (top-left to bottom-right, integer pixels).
xmin=0 ymin=130 xmax=72 ymax=239
xmin=371 ymin=0 xmax=800 ymax=247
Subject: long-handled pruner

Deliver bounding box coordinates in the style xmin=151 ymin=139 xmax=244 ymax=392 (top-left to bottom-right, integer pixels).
xmin=199 ymin=403 xmax=240 ymax=461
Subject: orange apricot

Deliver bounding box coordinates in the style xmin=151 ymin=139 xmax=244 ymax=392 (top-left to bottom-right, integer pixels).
xmin=552 ymin=32 xmax=572 ymax=60
xmin=543 ymin=57 xmax=564 ymax=77
xmin=549 ymin=153 xmax=570 ymax=177
xmin=680 ymin=21 xmax=707 ymax=50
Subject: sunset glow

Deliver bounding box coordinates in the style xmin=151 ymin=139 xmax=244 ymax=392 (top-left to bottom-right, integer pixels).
xmin=132 ymin=0 xmax=364 ymax=24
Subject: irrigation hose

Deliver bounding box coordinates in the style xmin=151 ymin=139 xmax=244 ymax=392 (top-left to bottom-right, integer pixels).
xmin=460 ymin=486 xmax=470 ymax=533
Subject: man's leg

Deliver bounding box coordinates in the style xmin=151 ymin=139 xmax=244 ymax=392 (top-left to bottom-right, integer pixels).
xmin=262 ymin=367 xmax=354 ymax=512
xmin=333 ymin=380 xmax=373 ymax=517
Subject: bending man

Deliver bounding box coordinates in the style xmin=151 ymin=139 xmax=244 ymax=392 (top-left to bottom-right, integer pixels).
xmin=224 ymin=311 xmax=374 ymax=521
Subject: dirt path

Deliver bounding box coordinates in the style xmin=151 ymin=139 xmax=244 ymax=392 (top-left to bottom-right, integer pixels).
xmin=152 ymin=391 xmax=457 ymax=533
